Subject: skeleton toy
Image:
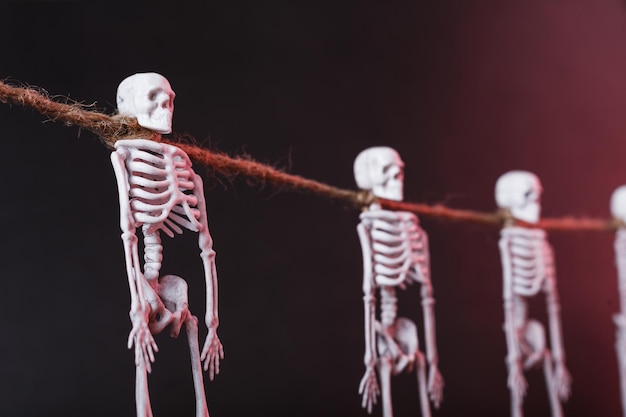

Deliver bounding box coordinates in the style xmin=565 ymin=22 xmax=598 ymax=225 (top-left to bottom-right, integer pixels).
xmin=496 ymin=170 xmax=571 ymax=417
xmin=110 ymin=72 xmax=223 ymax=417
xmin=354 ymin=146 xmax=444 ymax=417
xmin=610 ymin=186 xmax=626 ymax=417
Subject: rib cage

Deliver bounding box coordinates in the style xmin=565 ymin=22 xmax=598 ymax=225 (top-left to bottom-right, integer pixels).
xmin=364 ymin=211 xmax=429 ymax=288
xmin=501 ymin=226 xmax=554 ymax=296
xmin=117 ymin=139 xmax=202 ymax=237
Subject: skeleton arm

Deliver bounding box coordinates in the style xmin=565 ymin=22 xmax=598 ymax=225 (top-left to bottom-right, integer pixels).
xmin=357 ymin=220 xmax=380 ymax=413
xmin=414 ymin=229 xmax=444 ymax=407
xmin=192 ymin=173 xmax=224 ymax=380
xmin=498 ymin=231 xmax=527 ymax=400
xmin=111 ymin=150 xmax=158 ymax=371
xmin=616 ymin=230 xmax=626 ymax=315
xmin=543 ymin=243 xmax=571 ymax=400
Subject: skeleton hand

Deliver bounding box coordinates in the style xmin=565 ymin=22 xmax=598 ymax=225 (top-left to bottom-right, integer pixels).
xmin=358 ymin=365 xmax=380 ymax=414
xmin=507 ymin=363 xmax=527 ymax=402
xmin=201 ymin=328 xmax=224 ymax=380
xmin=128 ymin=309 xmax=159 ymax=373
xmin=428 ymin=364 xmax=444 ymax=409
xmin=553 ymin=363 xmax=572 ymax=401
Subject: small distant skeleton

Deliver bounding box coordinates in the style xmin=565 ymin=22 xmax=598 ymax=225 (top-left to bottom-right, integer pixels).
xmin=496 ymin=170 xmax=571 ymax=417
xmin=354 ymin=146 xmax=444 ymax=417
xmin=110 ymin=72 xmax=223 ymax=417
xmin=610 ymin=186 xmax=626 ymax=417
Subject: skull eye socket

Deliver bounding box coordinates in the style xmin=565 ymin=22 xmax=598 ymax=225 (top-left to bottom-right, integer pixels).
xmin=382 ymin=164 xmax=404 ymax=182
xmin=524 ymin=190 xmax=540 ymax=204
xmin=148 ymin=88 xmax=159 ymax=102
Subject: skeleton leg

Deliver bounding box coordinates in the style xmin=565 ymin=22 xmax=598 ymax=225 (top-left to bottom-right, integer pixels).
xmin=616 ymin=314 xmax=626 ymax=417
xmin=520 ymin=319 xmax=563 ymax=417
xmin=510 ymin=388 xmax=523 ymax=417
xmin=136 ymin=358 xmax=153 ymax=417
xmin=394 ymin=317 xmax=430 ymax=417
xmin=377 ymin=356 xmax=394 ymax=417
xmin=415 ymin=351 xmax=430 ymax=417
xmin=507 ymin=328 xmax=524 ymax=417
xmin=542 ymin=350 xmax=563 ymax=417
xmin=186 ymin=315 xmax=210 ymax=417
xmin=159 ymin=275 xmax=209 ymax=417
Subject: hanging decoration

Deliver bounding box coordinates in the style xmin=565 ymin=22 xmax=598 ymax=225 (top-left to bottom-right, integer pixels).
xmin=0 ymin=79 xmax=618 ymax=232
xmin=611 ymin=186 xmax=626 ymax=417
xmin=354 ymin=146 xmax=444 ymax=417
xmin=3 ymin=76 xmax=626 ymax=417
xmin=110 ymin=72 xmax=223 ymax=417
xmin=496 ymin=171 xmax=572 ymax=417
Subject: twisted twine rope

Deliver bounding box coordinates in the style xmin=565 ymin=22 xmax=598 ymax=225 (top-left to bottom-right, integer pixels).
xmin=0 ymin=79 xmax=617 ymax=232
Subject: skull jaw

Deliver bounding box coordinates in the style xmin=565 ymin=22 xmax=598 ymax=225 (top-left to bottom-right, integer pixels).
xmin=137 ymin=111 xmax=172 ymax=134
xmin=511 ymin=203 xmax=540 ymax=224
xmin=372 ymin=182 xmax=403 ymax=202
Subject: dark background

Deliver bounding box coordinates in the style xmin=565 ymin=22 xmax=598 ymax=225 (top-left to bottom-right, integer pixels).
xmin=1 ymin=1 xmax=626 ymax=416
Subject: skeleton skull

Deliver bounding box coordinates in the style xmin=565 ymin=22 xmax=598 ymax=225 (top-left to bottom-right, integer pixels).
xmin=116 ymin=72 xmax=176 ymax=134
xmin=495 ymin=170 xmax=542 ymax=223
xmin=611 ymin=186 xmax=626 ymax=223
xmin=354 ymin=146 xmax=405 ymax=201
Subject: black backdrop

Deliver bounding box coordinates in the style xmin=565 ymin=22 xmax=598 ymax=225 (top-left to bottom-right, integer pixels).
xmin=2 ymin=1 xmax=626 ymax=416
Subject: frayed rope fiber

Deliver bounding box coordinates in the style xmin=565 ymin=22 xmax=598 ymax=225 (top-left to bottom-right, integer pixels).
xmin=0 ymin=79 xmax=618 ymax=232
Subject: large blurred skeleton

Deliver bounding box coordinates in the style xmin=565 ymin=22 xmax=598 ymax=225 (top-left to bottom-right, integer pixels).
xmin=610 ymin=186 xmax=626 ymax=417
xmin=496 ymin=171 xmax=571 ymax=417
xmin=354 ymin=146 xmax=444 ymax=417
xmin=111 ymin=73 xmax=223 ymax=417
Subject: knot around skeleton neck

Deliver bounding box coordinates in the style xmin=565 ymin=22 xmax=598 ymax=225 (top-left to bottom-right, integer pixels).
xmin=94 ymin=115 xmax=161 ymax=149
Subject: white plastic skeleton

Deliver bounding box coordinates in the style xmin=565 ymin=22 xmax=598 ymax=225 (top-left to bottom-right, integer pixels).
xmin=496 ymin=170 xmax=571 ymax=417
xmin=611 ymin=186 xmax=626 ymax=417
xmin=354 ymin=146 xmax=444 ymax=417
xmin=111 ymin=73 xmax=223 ymax=417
